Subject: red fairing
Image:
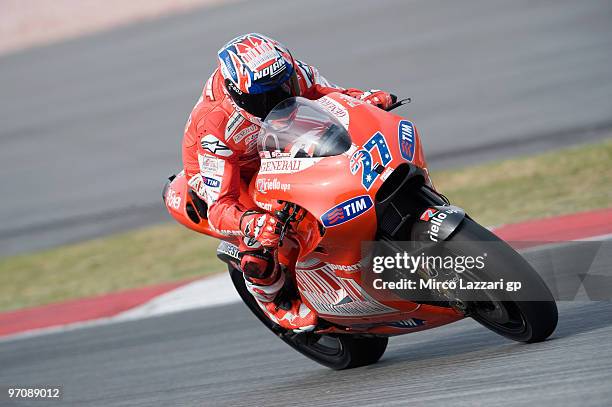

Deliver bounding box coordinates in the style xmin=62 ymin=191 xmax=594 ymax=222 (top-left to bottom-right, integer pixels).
xmin=181 ymin=63 xmax=389 ymax=238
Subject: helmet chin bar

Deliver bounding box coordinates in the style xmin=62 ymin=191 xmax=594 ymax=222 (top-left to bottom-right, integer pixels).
xmin=226 ymin=79 xmax=244 ymax=96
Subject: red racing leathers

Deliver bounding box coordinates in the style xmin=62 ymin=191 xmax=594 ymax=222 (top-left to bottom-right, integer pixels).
xmin=182 ymin=61 xmax=390 ymax=239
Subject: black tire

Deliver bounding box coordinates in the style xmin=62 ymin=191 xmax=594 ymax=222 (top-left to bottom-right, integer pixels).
xmin=229 ymin=266 xmax=388 ymax=369
xmin=447 ymin=218 xmax=558 ymax=343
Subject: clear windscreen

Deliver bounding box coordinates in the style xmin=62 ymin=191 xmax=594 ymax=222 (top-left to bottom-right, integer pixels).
xmin=257 ymin=97 xmax=351 ymax=158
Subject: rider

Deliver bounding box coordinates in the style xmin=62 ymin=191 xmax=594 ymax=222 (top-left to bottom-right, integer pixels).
xmin=182 ymin=33 xmax=395 ymax=332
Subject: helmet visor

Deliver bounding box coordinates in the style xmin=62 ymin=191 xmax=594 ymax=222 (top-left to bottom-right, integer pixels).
xmin=225 ymin=72 xmax=298 ymax=119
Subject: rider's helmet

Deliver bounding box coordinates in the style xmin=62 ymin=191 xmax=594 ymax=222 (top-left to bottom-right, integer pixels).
xmin=217 ymin=33 xmax=300 ymax=122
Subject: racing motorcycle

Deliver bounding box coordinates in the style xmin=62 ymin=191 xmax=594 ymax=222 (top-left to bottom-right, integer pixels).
xmin=163 ymin=93 xmax=558 ymax=370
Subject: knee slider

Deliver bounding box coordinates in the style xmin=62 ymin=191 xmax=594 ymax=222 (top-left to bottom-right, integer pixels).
xmin=240 ymin=250 xmax=278 ymax=285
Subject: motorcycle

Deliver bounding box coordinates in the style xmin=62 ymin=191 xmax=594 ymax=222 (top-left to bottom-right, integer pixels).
xmin=163 ymin=93 xmax=558 ymax=370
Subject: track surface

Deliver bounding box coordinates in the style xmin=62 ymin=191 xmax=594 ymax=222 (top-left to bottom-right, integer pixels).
xmin=1 ymin=304 xmax=611 ymax=406
xmin=1 ymin=0 xmax=612 ymax=255
xmin=1 ymin=242 xmax=611 ymax=406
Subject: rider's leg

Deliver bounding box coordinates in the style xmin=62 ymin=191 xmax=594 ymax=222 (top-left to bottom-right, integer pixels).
xmin=239 ymin=245 xmax=317 ymax=332
xmin=240 ymin=249 xmax=284 ymax=302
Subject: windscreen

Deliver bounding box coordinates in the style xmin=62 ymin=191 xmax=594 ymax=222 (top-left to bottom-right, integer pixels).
xmin=257 ymin=97 xmax=351 ymax=158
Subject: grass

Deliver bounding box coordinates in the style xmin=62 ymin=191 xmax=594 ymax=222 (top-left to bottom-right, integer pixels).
xmin=433 ymin=139 xmax=612 ymax=226
xmin=0 ymin=139 xmax=611 ymax=311
xmin=0 ymin=225 xmax=221 ymax=311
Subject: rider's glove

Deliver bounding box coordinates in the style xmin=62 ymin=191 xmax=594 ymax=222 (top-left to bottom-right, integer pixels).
xmin=358 ymin=90 xmax=396 ymax=110
xmin=240 ymin=210 xmax=282 ymax=249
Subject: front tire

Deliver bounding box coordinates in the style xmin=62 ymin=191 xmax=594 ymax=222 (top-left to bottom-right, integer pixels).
xmin=448 ymin=218 xmax=558 ymax=343
xmin=229 ymin=266 xmax=388 ymax=369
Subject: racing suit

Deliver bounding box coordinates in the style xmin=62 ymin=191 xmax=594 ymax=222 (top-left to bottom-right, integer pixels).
xmin=182 ymin=61 xmax=392 ymax=329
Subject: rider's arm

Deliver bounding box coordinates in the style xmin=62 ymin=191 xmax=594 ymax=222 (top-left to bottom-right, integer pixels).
xmin=294 ymin=59 xmax=353 ymax=98
xmin=187 ymin=114 xmax=281 ymax=243
xmin=295 ymin=60 xmax=394 ymax=108
xmin=196 ymin=147 xmax=281 ymax=244
xmin=202 ymin=155 xmax=246 ymax=236
xmin=193 ymin=119 xmax=249 ymax=236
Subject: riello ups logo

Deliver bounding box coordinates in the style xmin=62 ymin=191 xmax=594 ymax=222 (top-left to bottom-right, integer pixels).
xmin=420 ymin=207 xmax=461 ymax=241
xmin=321 ymin=195 xmax=373 ymax=227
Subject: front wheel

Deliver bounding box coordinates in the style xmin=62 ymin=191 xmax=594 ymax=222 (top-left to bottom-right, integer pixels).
xmin=229 ymin=266 xmax=388 ymax=369
xmin=448 ymin=218 xmax=558 ymax=343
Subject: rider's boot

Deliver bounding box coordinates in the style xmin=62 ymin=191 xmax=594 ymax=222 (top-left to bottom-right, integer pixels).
xmin=241 ymin=251 xmax=317 ymax=333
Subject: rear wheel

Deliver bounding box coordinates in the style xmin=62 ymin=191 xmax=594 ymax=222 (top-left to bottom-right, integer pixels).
xmin=229 ymin=266 xmax=388 ymax=369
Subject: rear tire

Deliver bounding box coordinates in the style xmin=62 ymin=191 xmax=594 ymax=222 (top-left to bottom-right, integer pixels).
xmin=229 ymin=266 xmax=388 ymax=369
xmin=448 ymin=218 xmax=558 ymax=343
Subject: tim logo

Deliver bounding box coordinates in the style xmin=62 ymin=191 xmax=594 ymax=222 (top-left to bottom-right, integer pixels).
xmin=321 ymin=195 xmax=373 ymax=227
xmin=398 ymin=120 xmax=416 ymax=162
xmin=420 ymin=208 xmax=438 ymax=221
xmin=203 ymin=176 xmax=220 ymax=188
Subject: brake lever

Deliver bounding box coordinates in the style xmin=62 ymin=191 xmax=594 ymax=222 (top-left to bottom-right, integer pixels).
xmin=275 ymin=202 xmax=304 ymax=247
xmin=385 ymin=97 xmax=412 ymax=112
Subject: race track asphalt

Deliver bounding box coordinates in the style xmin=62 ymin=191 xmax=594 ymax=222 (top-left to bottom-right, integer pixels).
xmin=1 ymin=0 xmax=612 ymax=255
xmin=1 ymin=241 xmax=611 ymax=406
xmin=3 ymin=301 xmax=612 ymax=407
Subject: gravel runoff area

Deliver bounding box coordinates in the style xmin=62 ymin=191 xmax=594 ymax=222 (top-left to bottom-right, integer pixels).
xmin=0 ymin=0 xmax=236 ymax=55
